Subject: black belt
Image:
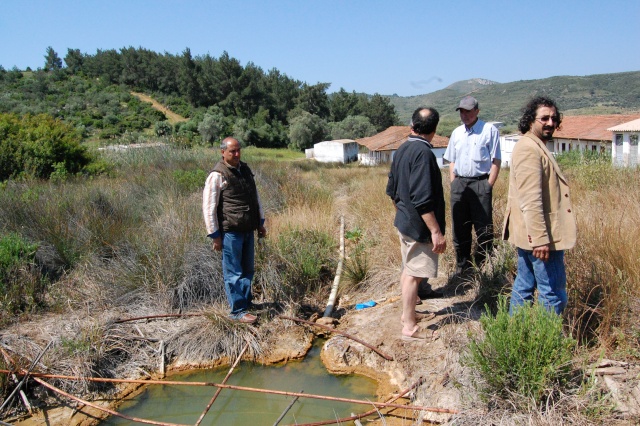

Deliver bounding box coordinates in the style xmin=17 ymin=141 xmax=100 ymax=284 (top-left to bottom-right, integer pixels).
xmin=456 ymin=174 xmax=489 ymax=181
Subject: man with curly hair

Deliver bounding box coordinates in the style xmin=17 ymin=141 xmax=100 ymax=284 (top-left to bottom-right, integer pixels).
xmin=502 ymin=97 xmax=577 ymax=314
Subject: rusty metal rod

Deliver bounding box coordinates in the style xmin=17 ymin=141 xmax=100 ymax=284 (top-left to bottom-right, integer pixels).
xmin=31 ymin=376 xmax=189 ymax=426
xmin=0 ymin=341 xmax=52 ymax=414
xmin=0 ymin=370 xmax=457 ymax=414
xmin=287 ymin=376 xmax=433 ymax=426
xmin=278 ymin=315 xmax=394 ymax=361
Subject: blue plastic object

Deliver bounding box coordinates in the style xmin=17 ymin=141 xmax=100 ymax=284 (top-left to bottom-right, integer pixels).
xmin=355 ymin=300 xmax=377 ymax=310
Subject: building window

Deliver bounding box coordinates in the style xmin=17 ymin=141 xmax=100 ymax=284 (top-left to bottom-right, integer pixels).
xmin=631 ymin=134 xmax=639 ymax=146
xmin=615 ymin=134 xmax=623 ymax=146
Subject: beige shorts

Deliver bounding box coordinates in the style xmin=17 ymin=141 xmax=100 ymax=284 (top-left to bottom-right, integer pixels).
xmin=398 ymin=231 xmax=439 ymax=278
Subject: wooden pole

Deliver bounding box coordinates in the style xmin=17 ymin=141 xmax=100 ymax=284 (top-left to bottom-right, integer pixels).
xmin=193 ymin=341 xmax=250 ymax=426
xmin=323 ymin=216 xmax=344 ymax=318
xmin=278 ymin=315 xmax=394 ymax=361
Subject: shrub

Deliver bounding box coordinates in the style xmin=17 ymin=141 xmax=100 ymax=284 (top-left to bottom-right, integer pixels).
xmin=172 ymin=169 xmax=207 ymax=193
xmin=274 ymin=228 xmax=335 ymax=294
xmin=0 ymin=113 xmax=94 ymax=180
xmin=154 ymin=120 xmax=172 ymax=137
xmin=465 ymin=296 xmax=576 ymax=409
xmin=0 ymin=233 xmax=46 ymax=320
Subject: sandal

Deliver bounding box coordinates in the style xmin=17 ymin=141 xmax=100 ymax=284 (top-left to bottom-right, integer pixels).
xmin=401 ymin=328 xmax=439 ymax=342
xmin=401 ymin=312 xmax=436 ymax=324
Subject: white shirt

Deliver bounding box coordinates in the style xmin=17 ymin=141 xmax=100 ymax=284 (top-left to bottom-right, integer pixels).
xmin=443 ymin=119 xmax=501 ymax=177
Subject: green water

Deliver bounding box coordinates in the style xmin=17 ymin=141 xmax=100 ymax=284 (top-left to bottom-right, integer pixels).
xmin=102 ymin=341 xmax=377 ymax=425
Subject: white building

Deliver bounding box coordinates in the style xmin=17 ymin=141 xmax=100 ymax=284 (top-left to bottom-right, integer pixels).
xmin=356 ymin=126 xmax=449 ymax=167
xmin=608 ymin=118 xmax=640 ymax=167
xmin=310 ymin=139 xmax=359 ymax=164
xmin=499 ymin=133 xmax=522 ymax=168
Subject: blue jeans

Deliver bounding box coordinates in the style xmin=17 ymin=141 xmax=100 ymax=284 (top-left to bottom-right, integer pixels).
xmin=510 ymin=248 xmax=567 ymax=315
xmin=222 ymin=231 xmax=255 ymax=317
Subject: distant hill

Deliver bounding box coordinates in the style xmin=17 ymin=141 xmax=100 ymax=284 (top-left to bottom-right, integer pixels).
xmin=389 ymin=71 xmax=640 ymax=134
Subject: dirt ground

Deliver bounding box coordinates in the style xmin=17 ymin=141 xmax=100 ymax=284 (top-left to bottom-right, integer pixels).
xmin=4 ymin=273 xmax=640 ymax=425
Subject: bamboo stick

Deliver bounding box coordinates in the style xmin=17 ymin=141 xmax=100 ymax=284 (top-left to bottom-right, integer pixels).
xmin=194 ymin=341 xmax=249 ymax=426
xmin=323 ymin=215 xmax=345 ymax=318
xmin=278 ymin=315 xmax=394 ymax=361
xmin=0 ymin=370 xmax=457 ymax=414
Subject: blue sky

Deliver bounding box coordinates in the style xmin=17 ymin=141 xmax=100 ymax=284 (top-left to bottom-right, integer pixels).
xmin=2 ymin=0 xmax=639 ymax=96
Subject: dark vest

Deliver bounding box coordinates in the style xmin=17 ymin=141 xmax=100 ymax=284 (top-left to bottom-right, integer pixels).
xmin=213 ymin=160 xmax=260 ymax=233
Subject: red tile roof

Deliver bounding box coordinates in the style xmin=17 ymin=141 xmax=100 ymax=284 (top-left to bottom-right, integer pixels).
xmin=608 ymin=118 xmax=640 ymax=132
xmin=356 ymin=126 xmax=449 ymax=151
xmin=553 ymin=114 xmax=640 ymax=141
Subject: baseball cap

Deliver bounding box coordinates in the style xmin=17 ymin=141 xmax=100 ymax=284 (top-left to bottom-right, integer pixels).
xmin=456 ymin=96 xmax=479 ymax=111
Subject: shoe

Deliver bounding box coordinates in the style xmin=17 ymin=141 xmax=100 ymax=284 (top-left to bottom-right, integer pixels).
xmin=401 ymin=328 xmax=439 ymax=342
xmin=235 ymin=313 xmax=257 ymax=324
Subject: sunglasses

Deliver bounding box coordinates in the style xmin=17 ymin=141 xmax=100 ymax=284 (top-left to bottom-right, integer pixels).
xmin=535 ymin=114 xmax=562 ymax=124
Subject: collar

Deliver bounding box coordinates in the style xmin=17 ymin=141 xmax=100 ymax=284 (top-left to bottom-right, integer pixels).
xmin=407 ymin=134 xmax=433 ymax=149
xmin=223 ymin=160 xmax=241 ymax=170
xmin=465 ymin=119 xmax=482 ymax=133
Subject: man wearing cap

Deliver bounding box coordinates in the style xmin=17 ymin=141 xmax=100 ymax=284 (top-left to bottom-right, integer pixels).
xmin=443 ymin=96 xmax=501 ymax=276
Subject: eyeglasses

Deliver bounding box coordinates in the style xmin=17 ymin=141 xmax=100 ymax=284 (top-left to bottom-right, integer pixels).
xmin=535 ymin=115 xmax=561 ymax=124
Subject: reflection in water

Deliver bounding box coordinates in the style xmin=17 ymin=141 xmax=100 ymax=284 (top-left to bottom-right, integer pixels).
xmin=102 ymin=341 xmax=377 ymax=425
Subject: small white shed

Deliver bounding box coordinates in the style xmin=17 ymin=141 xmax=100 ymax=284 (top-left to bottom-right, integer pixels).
xmin=609 ymin=118 xmax=640 ymax=167
xmin=312 ymin=139 xmax=359 ymax=163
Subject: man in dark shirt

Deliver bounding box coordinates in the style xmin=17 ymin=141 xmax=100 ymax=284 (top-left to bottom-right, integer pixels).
xmin=386 ymin=108 xmax=446 ymax=341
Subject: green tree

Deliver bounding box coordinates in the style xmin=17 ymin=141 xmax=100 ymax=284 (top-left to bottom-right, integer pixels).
xmin=359 ymin=93 xmax=399 ymax=131
xmin=44 ymin=46 xmax=62 ymax=71
xmin=296 ymin=83 xmax=331 ymax=119
xmin=198 ymin=107 xmax=228 ymax=145
xmin=179 ymin=48 xmax=202 ymax=106
xmin=64 ymin=48 xmax=84 ymax=74
xmin=329 ymin=88 xmax=361 ymax=122
xmin=288 ymin=111 xmax=328 ymax=151
xmin=329 ymin=115 xmax=377 ymax=140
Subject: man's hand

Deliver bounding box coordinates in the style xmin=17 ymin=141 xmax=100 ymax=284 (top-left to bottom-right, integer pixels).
xmin=258 ymin=226 xmax=267 ymax=238
xmin=212 ymin=237 xmax=222 ymax=252
xmin=532 ymin=244 xmax=550 ymax=261
xmin=431 ymin=231 xmax=447 ymax=254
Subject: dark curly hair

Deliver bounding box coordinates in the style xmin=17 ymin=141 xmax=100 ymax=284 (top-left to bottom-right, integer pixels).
xmin=411 ymin=107 xmax=440 ymax=135
xmin=518 ymin=96 xmax=562 ymax=134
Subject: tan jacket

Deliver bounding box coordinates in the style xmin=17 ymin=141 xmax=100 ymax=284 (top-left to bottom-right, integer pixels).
xmin=502 ymin=132 xmax=577 ymax=251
